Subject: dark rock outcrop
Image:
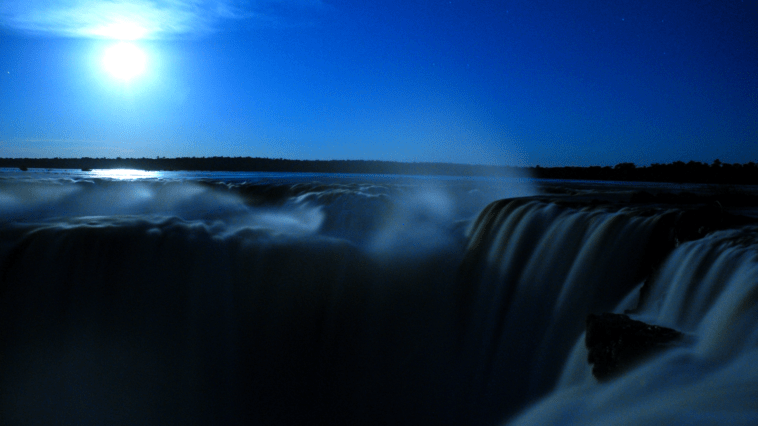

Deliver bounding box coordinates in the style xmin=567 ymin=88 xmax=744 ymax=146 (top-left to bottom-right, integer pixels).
xmin=629 ymin=190 xmax=655 ymax=204
xmin=586 ymin=313 xmax=683 ymax=381
xmin=675 ymin=201 xmax=723 ymax=243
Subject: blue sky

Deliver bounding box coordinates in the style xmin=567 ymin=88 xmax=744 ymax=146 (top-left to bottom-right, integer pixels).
xmin=1 ymin=1 xmax=756 ymax=166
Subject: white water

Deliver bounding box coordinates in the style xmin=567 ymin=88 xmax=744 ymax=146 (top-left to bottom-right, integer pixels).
xmin=1 ymin=170 xmax=756 ymax=425
xmin=511 ymin=227 xmax=758 ymax=425
xmin=458 ymin=199 xmax=673 ymax=423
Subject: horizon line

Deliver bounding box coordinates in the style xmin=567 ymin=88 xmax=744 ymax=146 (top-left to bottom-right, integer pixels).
xmin=2 ymin=156 xmax=757 ymax=169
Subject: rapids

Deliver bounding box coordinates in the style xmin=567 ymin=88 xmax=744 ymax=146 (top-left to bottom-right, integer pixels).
xmin=1 ymin=170 xmax=756 ymax=425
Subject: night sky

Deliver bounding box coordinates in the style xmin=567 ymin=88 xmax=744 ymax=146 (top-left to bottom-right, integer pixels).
xmin=1 ymin=1 xmax=756 ymax=167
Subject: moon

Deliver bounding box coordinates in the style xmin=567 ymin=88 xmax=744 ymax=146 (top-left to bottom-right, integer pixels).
xmin=102 ymin=42 xmax=147 ymax=81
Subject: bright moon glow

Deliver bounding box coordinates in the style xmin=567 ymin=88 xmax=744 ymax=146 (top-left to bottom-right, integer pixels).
xmin=102 ymin=43 xmax=146 ymax=81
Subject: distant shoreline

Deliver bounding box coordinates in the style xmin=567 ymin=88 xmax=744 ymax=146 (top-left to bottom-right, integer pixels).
xmin=2 ymin=157 xmax=757 ymax=185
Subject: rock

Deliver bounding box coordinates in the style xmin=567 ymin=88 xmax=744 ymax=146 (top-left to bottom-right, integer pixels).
xmin=629 ymin=191 xmax=655 ymax=204
xmin=586 ymin=313 xmax=683 ymax=381
xmin=675 ymin=201 xmax=723 ymax=243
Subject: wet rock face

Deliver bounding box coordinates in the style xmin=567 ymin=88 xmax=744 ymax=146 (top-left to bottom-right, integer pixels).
xmin=586 ymin=313 xmax=683 ymax=381
xmin=675 ymin=201 xmax=723 ymax=243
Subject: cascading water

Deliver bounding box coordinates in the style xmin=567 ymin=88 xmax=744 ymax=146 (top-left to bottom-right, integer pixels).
xmin=455 ymin=198 xmax=676 ymax=423
xmin=1 ymin=171 xmax=756 ymax=425
xmin=0 ymin=174 xmax=516 ymax=425
xmin=510 ymin=226 xmax=758 ymax=425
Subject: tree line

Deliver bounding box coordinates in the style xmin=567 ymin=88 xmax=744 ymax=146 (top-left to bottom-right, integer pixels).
xmin=2 ymin=157 xmax=757 ymax=184
xmin=531 ymin=160 xmax=758 ymax=185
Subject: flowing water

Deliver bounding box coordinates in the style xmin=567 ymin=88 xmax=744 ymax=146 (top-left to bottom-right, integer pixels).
xmin=1 ymin=168 xmax=756 ymax=425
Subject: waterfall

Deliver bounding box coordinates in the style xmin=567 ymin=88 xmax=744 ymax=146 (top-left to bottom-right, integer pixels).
xmin=456 ymin=198 xmax=676 ymax=423
xmin=1 ymin=176 xmax=756 ymax=425
xmin=509 ymin=227 xmax=758 ymax=425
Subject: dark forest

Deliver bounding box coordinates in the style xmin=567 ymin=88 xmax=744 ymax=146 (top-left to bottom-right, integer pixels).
xmin=2 ymin=157 xmax=757 ymax=185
